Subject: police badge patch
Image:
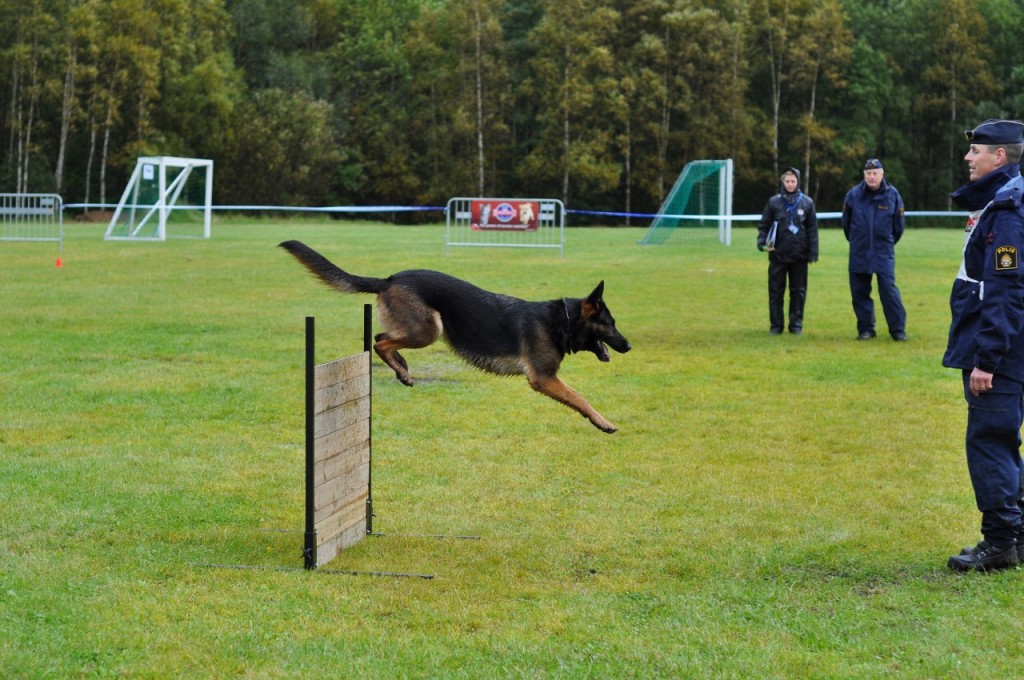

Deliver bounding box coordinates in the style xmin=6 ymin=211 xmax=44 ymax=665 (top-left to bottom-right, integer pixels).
xmin=996 ymin=245 xmax=1019 ymax=271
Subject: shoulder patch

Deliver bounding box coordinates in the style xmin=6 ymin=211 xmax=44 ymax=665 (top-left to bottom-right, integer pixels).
xmin=996 ymin=245 xmax=1018 ymax=271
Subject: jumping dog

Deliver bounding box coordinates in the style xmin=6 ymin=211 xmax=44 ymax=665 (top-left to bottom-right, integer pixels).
xmin=279 ymin=241 xmax=631 ymax=432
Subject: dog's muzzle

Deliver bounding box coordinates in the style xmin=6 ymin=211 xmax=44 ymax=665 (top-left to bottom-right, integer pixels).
xmin=610 ymin=336 xmax=631 ymax=354
xmin=594 ymin=336 xmax=631 ymax=361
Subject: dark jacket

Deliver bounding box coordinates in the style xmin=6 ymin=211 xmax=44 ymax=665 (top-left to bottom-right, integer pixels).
xmin=841 ymin=179 xmax=905 ymax=274
xmin=943 ymin=166 xmax=1024 ymax=380
xmin=757 ymin=180 xmax=818 ymax=264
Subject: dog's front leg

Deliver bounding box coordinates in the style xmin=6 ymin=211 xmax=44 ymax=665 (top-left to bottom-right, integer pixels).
xmin=528 ymin=373 xmax=618 ymax=433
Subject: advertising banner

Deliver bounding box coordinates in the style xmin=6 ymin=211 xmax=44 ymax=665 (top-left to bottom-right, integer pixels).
xmin=471 ymin=200 xmax=540 ymax=231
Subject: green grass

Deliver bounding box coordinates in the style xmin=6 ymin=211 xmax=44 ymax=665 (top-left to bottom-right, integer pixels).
xmin=3 ymin=220 xmax=1023 ymax=677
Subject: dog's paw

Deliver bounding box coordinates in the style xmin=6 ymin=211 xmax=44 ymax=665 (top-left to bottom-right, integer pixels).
xmin=590 ymin=417 xmax=617 ymax=434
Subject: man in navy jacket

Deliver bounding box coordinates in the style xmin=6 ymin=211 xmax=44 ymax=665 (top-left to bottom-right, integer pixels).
xmin=943 ymin=119 xmax=1024 ymax=572
xmin=841 ymin=159 xmax=907 ymax=341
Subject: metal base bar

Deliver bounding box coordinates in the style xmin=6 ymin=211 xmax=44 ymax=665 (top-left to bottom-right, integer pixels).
xmin=192 ymin=563 xmax=433 ymax=579
xmin=370 ymin=533 xmax=481 ymax=540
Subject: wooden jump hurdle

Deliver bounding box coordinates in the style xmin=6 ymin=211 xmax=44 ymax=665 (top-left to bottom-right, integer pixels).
xmin=303 ymin=306 xmax=374 ymax=570
xmin=193 ymin=306 xmax=439 ymax=578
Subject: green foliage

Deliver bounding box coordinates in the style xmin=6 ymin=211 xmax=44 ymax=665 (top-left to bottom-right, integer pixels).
xmin=518 ymin=0 xmax=623 ymax=205
xmin=3 ymin=222 xmax=1024 ymax=676
xmin=324 ymin=0 xmax=424 ymax=203
xmin=217 ymin=88 xmax=343 ymax=205
xmin=0 ymin=0 xmax=1020 ymax=215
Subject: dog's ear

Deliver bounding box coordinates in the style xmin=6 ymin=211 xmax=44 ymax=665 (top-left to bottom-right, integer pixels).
xmin=582 ymin=281 xmax=605 ymax=317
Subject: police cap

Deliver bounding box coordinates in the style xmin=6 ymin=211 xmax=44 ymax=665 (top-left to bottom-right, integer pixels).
xmin=964 ymin=119 xmax=1024 ymax=144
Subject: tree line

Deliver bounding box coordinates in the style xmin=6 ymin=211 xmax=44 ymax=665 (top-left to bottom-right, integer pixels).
xmin=2 ymin=0 xmax=1022 ymax=220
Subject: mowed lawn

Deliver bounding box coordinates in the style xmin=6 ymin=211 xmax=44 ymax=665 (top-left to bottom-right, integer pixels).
xmin=2 ymin=219 xmax=1023 ymax=677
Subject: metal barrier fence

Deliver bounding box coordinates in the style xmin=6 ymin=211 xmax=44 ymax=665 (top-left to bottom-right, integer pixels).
xmin=445 ymin=197 xmax=564 ymax=256
xmin=0 ymin=193 xmax=63 ymax=250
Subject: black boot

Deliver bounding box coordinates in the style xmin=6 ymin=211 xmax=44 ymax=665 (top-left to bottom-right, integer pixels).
xmin=961 ymin=533 xmax=1024 ymax=562
xmin=948 ymin=541 xmax=1020 ymax=572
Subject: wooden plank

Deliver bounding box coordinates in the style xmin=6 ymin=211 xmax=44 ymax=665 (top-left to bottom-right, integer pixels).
xmin=315 ymin=461 xmax=369 ymax=509
xmin=315 ymin=438 xmax=370 ymax=485
xmin=314 ymin=353 xmax=368 ymax=391
xmin=313 ymin=396 xmax=369 ymax=440
xmin=314 ymin=485 xmax=368 ymax=525
xmin=314 ymin=488 xmax=368 ymax=526
xmin=314 ymin=463 xmax=370 ymax=519
xmin=315 ymin=372 xmax=370 ymax=415
xmin=315 ymin=520 xmax=367 ymax=566
xmin=316 ymin=492 xmax=369 ymax=543
xmin=314 ymin=419 xmax=369 ymax=467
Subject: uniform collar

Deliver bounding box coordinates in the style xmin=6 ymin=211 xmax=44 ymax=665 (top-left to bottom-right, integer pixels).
xmin=951 ymin=164 xmax=1021 ymax=211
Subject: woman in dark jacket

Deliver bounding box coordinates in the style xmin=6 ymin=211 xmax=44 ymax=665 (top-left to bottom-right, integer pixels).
xmin=757 ymin=167 xmax=819 ymax=335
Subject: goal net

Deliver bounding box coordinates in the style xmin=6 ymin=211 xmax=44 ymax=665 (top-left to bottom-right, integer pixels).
xmin=104 ymin=156 xmax=213 ymax=241
xmin=640 ymin=159 xmax=733 ymax=245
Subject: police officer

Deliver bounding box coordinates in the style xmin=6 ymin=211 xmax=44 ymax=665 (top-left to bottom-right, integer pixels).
xmin=757 ymin=167 xmax=819 ymax=335
xmin=841 ymin=159 xmax=907 ymax=341
xmin=944 ymin=119 xmax=1024 ymax=572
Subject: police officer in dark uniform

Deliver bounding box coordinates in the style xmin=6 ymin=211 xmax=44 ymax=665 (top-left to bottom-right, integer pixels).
xmin=757 ymin=167 xmax=819 ymax=335
xmin=841 ymin=159 xmax=907 ymax=341
xmin=944 ymin=119 xmax=1024 ymax=572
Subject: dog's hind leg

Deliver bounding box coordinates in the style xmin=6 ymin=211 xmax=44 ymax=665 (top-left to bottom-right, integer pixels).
xmin=373 ymin=292 xmax=444 ymax=386
xmin=374 ymin=331 xmax=409 ymax=368
xmin=373 ymin=334 xmax=415 ymax=386
xmin=527 ymin=372 xmax=618 ymax=434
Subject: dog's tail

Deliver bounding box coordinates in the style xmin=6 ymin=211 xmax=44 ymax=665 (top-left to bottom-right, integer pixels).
xmin=279 ymin=240 xmax=389 ymax=294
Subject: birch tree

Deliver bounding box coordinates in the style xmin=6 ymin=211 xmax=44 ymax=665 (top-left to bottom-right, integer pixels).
xmin=917 ymin=0 xmax=998 ymax=208
xmin=788 ymin=0 xmax=851 ymax=195
xmin=519 ymin=0 xmax=620 ymax=207
xmin=2 ymin=0 xmax=58 ymax=193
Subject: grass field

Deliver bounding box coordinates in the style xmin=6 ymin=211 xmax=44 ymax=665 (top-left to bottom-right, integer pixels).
xmin=3 ymin=220 xmax=1024 ymax=677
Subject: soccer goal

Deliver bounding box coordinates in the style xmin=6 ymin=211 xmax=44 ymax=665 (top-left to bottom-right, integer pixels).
xmin=640 ymin=159 xmax=733 ymax=245
xmin=104 ymin=156 xmax=213 ymax=241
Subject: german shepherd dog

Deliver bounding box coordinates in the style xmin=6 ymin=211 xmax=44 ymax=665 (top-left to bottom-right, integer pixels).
xmin=279 ymin=241 xmax=631 ymax=433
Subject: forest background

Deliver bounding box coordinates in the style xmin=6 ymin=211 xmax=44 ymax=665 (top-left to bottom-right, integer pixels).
xmin=2 ymin=0 xmax=1023 ymax=220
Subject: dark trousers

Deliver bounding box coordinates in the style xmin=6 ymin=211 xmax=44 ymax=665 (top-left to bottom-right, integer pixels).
xmin=768 ymin=259 xmax=808 ymax=332
xmin=962 ymin=371 xmax=1024 ymax=546
xmin=850 ymin=271 xmax=906 ymax=336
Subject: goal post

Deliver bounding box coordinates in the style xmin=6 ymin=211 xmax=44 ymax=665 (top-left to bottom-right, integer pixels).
xmin=640 ymin=159 xmax=733 ymax=245
xmin=104 ymin=156 xmax=213 ymax=241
